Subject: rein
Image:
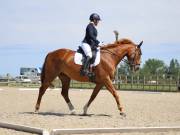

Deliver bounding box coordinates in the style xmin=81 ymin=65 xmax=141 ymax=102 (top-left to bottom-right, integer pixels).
xmin=100 ymin=48 xmax=129 ymax=65
xmin=100 ymin=46 xmax=140 ymax=66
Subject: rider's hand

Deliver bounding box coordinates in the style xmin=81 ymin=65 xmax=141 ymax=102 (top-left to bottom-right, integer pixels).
xmin=97 ymin=41 xmax=104 ymax=47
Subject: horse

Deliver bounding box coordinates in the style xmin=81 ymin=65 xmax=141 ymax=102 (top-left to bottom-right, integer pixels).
xmin=35 ymin=38 xmax=143 ymax=116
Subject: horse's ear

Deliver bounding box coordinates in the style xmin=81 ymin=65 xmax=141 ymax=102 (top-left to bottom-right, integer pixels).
xmin=138 ymin=41 xmax=143 ymax=48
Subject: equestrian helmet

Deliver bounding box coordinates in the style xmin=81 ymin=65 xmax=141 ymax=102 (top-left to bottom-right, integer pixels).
xmin=89 ymin=13 xmax=101 ymax=21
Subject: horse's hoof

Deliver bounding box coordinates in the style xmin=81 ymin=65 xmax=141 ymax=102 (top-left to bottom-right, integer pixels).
xmin=120 ymin=112 xmax=126 ymax=117
xmin=34 ymin=110 xmax=39 ymax=114
xmin=82 ymin=113 xmax=88 ymax=116
xmin=83 ymin=111 xmax=87 ymax=116
xmin=82 ymin=110 xmax=87 ymax=116
xmin=70 ymin=109 xmax=76 ymax=115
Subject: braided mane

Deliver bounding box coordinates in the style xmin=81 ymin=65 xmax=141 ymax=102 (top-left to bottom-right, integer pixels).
xmin=101 ymin=38 xmax=135 ymax=50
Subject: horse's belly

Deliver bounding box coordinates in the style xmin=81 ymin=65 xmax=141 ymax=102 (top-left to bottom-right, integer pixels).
xmin=62 ymin=65 xmax=89 ymax=82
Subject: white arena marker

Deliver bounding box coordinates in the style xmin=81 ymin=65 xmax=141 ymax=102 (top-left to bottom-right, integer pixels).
xmin=51 ymin=127 xmax=180 ymax=135
xmin=0 ymin=88 xmax=3 ymax=91
xmin=0 ymin=121 xmax=49 ymax=135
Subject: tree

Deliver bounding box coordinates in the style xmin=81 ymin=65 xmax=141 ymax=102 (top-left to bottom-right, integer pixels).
xmin=118 ymin=62 xmax=131 ymax=75
xmin=140 ymin=59 xmax=166 ymax=76
xmin=168 ymin=59 xmax=180 ymax=78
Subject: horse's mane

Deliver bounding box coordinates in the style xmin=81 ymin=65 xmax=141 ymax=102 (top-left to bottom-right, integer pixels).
xmin=101 ymin=38 xmax=135 ymax=50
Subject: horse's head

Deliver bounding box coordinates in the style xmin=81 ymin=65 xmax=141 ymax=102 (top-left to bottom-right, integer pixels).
xmin=126 ymin=41 xmax=143 ymax=72
xmin=101 ymin=38 xmax=143 ymax=72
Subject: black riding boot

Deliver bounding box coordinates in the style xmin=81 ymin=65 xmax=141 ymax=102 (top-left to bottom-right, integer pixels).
xmin=80 ymin=56 xmax=91 ymax=76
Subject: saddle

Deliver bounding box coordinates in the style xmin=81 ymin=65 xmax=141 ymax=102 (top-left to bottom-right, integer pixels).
xmin=77 ymin=46 xmax=97 ymax=64
xmin=76 ymin=46 xmax=99 ymax=82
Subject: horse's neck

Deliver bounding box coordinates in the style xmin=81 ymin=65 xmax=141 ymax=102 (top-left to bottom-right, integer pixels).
xmin=106 ymin=45 xmax=131 ymax=67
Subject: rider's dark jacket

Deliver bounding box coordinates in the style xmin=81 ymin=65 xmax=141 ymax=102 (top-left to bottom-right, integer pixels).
xmin=82 ymin=22 xmax=100 ymax=50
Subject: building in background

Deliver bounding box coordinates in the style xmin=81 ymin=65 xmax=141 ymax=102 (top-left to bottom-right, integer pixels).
xmin=20 ymin=67 xmax=41 ymax=77
xmin=15 ymin=67 xmax=42 ymax=83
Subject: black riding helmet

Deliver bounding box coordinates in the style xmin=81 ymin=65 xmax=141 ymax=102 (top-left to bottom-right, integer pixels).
xmin=89 ymin=13 xmax=101 ymax=21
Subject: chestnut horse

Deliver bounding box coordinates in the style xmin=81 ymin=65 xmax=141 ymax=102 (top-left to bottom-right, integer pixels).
xmin=35 ymin=39 xmax=143 ymax=116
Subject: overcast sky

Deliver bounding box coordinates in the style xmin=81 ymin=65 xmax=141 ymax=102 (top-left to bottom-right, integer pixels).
xmin=0 ymin=0 xmax=180 ymax=76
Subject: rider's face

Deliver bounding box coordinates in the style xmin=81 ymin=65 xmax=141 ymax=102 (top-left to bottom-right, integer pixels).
xmin=93 ymin=20 xmax=99 ymax=26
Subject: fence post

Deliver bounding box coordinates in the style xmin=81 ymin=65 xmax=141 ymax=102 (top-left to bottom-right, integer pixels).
xmin=125 ymin=75 xmax=127 ymax=89
xmin=118 ymin=75 xmax=121 ymax=89
xmin=131 ymin=75 xmax=133 ymax=89
xmin=137 ymin=75 xmax=139 ymax=89
xmin=156 ymin=75 xmax=158 ymax=91
xmin=178 ymin=75 xmax=180 ymax=91
xmin=7 ymin=78 xmax=9 ymax=87
xmin=143 ymin=76 xmax=145 ymax=90
xmin=125 ymin=75 xmax=127 ymax=84
xmin=169 ymin=76 xmax=171 ymax=91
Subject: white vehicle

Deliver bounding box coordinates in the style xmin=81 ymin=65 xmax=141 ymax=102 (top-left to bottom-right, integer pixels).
xmin=15 ymin=75 xmax=32 ymax=83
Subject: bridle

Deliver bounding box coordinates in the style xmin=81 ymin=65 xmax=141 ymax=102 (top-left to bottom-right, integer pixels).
xmin=128 ymin=47 xmax=140 ymax=67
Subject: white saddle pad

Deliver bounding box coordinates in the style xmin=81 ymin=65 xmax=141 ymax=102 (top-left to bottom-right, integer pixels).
xmin=74 ymin=48 xmax=100 ymax=67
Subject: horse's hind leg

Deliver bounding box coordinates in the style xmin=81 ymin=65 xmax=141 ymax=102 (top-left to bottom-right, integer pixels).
xmin=35 ymin=72 xmax=58 ymax=113
xmin=35 ymin=83 xmax=49 ymax=113
xmin=59 ymin=73 xmax=75 ymax=114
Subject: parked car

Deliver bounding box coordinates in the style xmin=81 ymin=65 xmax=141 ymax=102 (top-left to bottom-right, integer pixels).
xmin=15 ymin=75 xmax=32 ymax=83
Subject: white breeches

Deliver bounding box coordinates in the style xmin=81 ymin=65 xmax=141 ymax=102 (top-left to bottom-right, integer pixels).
xmin=81 ymin=43 xmax=92 ymax=58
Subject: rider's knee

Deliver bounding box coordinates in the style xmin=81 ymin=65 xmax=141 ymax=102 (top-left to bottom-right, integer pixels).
xmin=86 ymin=52 xmax=92 ymax=58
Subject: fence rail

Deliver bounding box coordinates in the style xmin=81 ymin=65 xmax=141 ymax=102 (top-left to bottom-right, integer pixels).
xmin=0 ymin=75 xmax=180 ymax=92
xmin=118 ymin=75 xmax=180 ymax=92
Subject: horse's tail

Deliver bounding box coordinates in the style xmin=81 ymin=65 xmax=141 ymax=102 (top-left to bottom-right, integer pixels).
xmin=40 ymin=54 xmax=48 ymax=84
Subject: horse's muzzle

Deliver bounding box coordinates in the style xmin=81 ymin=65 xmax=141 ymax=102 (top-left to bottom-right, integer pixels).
xmin=134 ymin=65 xmax=140 ymax=71
xmin=131 ymin=64 xmax=140 ymax=72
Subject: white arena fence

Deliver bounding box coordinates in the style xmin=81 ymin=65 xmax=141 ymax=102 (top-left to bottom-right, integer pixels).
xmin=1 ymin=121 xmax=180 ymax=135
xmin=51 ymin=127 xmax=180 ymax=135
xmin=1 ymin=74 xmax=180 ymax=92
xmin=0 ymin=121 xmax=49 ymax=135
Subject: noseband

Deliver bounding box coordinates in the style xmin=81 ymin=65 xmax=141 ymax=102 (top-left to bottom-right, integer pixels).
xmin=127 ymin=46 xmax=141 ymax=68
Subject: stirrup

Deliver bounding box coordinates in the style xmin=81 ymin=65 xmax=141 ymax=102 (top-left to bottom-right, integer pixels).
xmin=80 ymin=69 xmax=85 ymax=76
xmin=80 ymin=68 xmax=89 ymax=76
xmin=87 ymin=72 xmax=95 ymax=82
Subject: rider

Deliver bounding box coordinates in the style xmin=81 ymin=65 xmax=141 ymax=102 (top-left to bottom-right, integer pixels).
xmin=80 ymin=13 xmax=101 ymax=76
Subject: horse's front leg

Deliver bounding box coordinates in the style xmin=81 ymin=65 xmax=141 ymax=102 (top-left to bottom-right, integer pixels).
xmin=83 ymin=83 xmax=103 ymax=115
xmin=104 ymin=77 xmax=126 ymax=117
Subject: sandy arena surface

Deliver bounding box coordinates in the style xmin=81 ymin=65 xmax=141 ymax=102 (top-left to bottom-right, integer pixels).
xmin=0 ymin=87 xmax=180 ymax=135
